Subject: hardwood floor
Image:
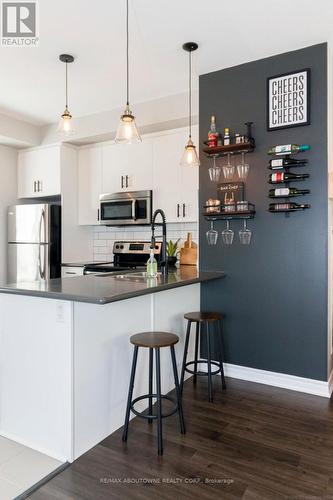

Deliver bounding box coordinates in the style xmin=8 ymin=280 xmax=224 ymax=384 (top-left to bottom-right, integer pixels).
xmin=30 ymin=377 xmax=333 ymax=499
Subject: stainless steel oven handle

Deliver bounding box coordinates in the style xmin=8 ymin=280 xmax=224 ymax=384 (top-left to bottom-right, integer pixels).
xmin=132 ymin=200 xmax=137 ymax=220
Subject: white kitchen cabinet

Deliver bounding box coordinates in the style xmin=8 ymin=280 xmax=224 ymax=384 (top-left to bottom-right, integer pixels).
xmin=78 ymin=147 xmax=102 ymax=225
xmin=102 ymin=138 xmax=153 ymax=194
xmin=18 ymin=146 xmax=61 ymax=198
xmin=152 ymin=128 xmax=198 ymax=223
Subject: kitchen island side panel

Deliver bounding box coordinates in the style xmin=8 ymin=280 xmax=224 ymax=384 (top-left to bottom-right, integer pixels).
xmin=199 ymin=43 xmax=328 ymax=380
xmin=0 ymin=294 xmax=73 ymax=462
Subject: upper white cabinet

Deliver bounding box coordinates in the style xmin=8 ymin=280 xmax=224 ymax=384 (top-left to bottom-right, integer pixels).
xmin=78 ymin=147 xmax=102 ymax=225
xmin=77 ymin=127 xmax=198 ymax=226
xmin=18 ymin=147 xmax=61 ymax=198
xmin=152 ymin=128 xmax=198 ymax=223
xmin=102 ymin=138 xmax=153 ymax=194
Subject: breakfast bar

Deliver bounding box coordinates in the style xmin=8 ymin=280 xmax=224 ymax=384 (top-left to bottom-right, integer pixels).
xmin=0 ymin=268 xmax=224 ymax=463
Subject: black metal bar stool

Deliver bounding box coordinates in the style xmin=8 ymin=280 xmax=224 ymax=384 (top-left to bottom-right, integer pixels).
xmin=180 ymin=312 xmax=226 ymax=403
xmin=122 ymin=331 xmax=186 ymax=455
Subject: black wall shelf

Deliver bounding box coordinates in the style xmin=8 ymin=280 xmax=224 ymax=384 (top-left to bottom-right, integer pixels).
xmin=268 ymin=206 xmax=310 ymax=213
xmin=203 ymin=203 xmax=256 ymax=220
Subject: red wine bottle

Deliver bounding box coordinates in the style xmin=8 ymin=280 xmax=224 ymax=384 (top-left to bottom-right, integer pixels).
xmin=269 ymin=202 xmax=310 ymax=211
xmin=269 ymin=172 xmax=309 ymax=183
xmin=269 ymin=157 xmax=308 ymax=170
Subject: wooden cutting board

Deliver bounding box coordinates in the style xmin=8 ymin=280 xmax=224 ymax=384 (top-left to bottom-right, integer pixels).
xmin=180 ymin=233 xmax=197 ymax=265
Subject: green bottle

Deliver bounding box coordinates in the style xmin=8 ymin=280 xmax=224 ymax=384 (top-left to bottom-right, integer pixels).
xmin=268 ymin=144 xmax=310 ymax=155
xmin=146 ymin=249 xmax=158 ymax=278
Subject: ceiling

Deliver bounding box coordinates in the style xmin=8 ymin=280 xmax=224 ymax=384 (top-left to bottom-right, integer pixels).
xmin=0 ymin=0 xmax=332 ymax=126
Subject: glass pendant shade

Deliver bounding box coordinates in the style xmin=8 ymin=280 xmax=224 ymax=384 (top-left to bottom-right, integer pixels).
xmin=115 ymin=105 xmax=141 ymax=143
xmin=57 ymin=108 xmax=74 ymax=137
xmin=180 ymin=138 xmax=200 ymax=167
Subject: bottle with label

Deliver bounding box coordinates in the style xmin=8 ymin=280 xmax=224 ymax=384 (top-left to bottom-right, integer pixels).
xmin=268 ymin=144 xmax=310 ymax=155
xmin=269 ymin=157 xmax=308 ymax=170
xmin=269 ymin=187 xmax=310 ymax=198
xmin=223 ymin=128 xmax=230 ymax=145
xmin=269 ymin=202 xmax=310 ymax=212
xmin=207 ymin=115 xmax=218 ymax=148
xmin=269 ymin=172 xmax=309 ymax=183
xmin=146 ymin=248 xmax=158 ymax=278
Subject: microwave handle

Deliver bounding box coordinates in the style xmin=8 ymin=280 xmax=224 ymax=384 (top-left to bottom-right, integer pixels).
xmin=132 ymin=200 xmax=137 ymax=220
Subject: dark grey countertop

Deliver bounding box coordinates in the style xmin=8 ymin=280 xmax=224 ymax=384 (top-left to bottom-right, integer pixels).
xmin=0 ymin=267 xmax=225 ymax=305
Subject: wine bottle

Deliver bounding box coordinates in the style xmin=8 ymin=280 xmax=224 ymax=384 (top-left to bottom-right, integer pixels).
xmin=269 ymin=172 xmax=309 ymax=183
xmin=268 ymin=144 xmax=310 ymax=155
xmin=223 ymin=127 xmax=230 ymax=146
xmin=269 ymin=187 xmax=310 ymax=197
xmin=269 ymin=157 xmax=308 ymax=170
xmin=207 ymin=115 xmax=218 ymax=148
xmin=269 ymin=202 xmax=310 ymax=211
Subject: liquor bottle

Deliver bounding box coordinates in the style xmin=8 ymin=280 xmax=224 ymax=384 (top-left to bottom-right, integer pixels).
xmin=269 ymin=157 xmax=308 ymax=170
xmin=223 ymin=127 xmax=230 ymax=145
xmin=268 ymin=144 xmax=310 ymax=155
xmin=269 ymin=172 xmax=309 ymax=183
xmin=207 ymin=115 xmax=218 ymax=148
xmin=269 ymin=202 xmax=310 ymax=211
xmin=269 ymin=187 xmax=310 ymax=197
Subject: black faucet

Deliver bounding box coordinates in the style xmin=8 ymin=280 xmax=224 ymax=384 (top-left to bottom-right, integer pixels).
xmin=151 ymin=209 xmax=168 ymax=276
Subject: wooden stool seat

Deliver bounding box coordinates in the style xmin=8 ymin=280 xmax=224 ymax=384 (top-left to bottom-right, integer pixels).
xmin=130 ymin=332 xmax=179 ymax=348
xmin=184 ymin=311 xmax=223 ymax=323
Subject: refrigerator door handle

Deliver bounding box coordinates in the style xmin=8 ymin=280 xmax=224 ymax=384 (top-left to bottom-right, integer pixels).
xmin=38 ymin=210 xmax=46 ymax=279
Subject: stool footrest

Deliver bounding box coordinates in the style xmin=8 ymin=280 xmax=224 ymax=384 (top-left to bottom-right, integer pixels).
xmin=185 ymin=359 xmax=222 ymax=376
xmin=130 ymin=394 xmax=179 ymax=420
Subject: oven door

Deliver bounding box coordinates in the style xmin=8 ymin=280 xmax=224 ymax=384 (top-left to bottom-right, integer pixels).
xmin=100 ymin=193 xmax=152 ymax=225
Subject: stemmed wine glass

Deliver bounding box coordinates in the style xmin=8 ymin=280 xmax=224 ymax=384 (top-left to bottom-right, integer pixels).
xmin=206 ymin=220 xmax=218 ymax=245
xmin=208 ymin=155 xmax=221 ymax=183
xmin=237 ymin=152 xmax=250 ymax=180
xmin=221 ymin=220 xmax=234 ymax=245
xmin=222 ymin=153 xmax=235 ymax=180
xmin=239 ymin=219 xmax=252 ymax=245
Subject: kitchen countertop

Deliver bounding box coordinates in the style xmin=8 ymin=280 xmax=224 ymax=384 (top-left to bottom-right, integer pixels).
xmin=0 ymin=267 xmax=225 ymax=305
xmin=61 ymin=261 xmax=113 ymax=267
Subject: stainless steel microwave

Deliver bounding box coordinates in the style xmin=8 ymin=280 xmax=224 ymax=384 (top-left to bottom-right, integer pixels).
xmin=99 ymin=190 xmax=152 ymax=226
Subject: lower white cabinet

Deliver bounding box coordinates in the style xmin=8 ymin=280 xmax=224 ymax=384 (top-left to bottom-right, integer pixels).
xmin=18 ymin=146 xmax=61 ymax=198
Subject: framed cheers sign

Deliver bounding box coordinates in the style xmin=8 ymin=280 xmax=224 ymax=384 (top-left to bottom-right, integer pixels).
xmin=267 ymin=69 xmax=310 ymax=131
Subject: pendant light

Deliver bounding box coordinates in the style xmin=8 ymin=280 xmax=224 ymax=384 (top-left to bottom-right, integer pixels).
xmin=57 ymin=54 xmax=74 ymax=137
xmin=180 ymin=42 xmax=200 ymax=167
xmin=115 ymin=0 xmax=141 ymax=143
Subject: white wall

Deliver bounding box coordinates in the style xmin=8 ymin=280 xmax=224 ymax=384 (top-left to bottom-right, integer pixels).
xmin=0 ymin=145 xmax=17 ymax=282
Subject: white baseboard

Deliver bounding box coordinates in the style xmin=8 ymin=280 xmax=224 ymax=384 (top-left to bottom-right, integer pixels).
xmin=224 ymin=363 xmax=333 ymax=399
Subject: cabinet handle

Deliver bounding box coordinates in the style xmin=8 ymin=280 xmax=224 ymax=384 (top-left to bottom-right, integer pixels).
xmin=97 ymin=209 xmax=100 ymax=221
xmin=33 ymin=181 xmax=36 ymax=193
xmin=126 ymin=175 xmax=128 ymax=188
xmin=38 ymin=180 xmax=42 ymax=192
xmin=183 ymin=203 xmax=186 ymax=217
xmin=121 ymin=176 xmax=124 ymax=189
xmin=177 ymin=203 xmax=180 ymax=218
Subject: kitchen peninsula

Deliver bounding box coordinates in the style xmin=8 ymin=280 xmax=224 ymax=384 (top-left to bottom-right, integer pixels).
xmin=0 ymin=268 xmax=224 ymax=463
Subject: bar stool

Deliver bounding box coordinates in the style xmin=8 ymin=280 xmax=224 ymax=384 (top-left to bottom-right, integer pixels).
xmin=122 ymin=331 xmax=185 ymax=455
xmin=180 ymin=312 xmax=226 ymax=403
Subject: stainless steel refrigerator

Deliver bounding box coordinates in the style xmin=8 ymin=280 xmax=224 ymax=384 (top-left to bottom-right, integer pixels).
xmin=7 ymin=204 xmax=61 ymax=283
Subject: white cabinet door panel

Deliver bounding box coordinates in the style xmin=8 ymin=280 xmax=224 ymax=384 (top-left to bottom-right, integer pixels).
xmin=78 ymin=148 xmax=102 ymax=225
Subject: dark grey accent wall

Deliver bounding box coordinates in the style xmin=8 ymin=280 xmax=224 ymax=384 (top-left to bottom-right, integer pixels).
xmin=199 ymin=44 xmax=328 ymax=381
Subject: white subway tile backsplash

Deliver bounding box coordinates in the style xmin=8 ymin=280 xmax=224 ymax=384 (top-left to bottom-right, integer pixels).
xmin=91 ymin=222 xmax=198 ymax=262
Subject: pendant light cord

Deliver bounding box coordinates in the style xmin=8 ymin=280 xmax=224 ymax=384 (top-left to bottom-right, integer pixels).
xmin=189 ymin=50 xmax=192 ymax=138
xmin=126 ymin=0 xmax=129 ymax=106
xmin=65 ymin=61 xmax=68 ymax=110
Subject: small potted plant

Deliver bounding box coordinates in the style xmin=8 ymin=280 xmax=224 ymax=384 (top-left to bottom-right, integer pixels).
xmin=166 ymin=239 xmax=180 ymax=267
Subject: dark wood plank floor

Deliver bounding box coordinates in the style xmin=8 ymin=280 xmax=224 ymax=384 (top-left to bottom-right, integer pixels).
xmin=30 ymin=377 xmax=333 ymax=500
